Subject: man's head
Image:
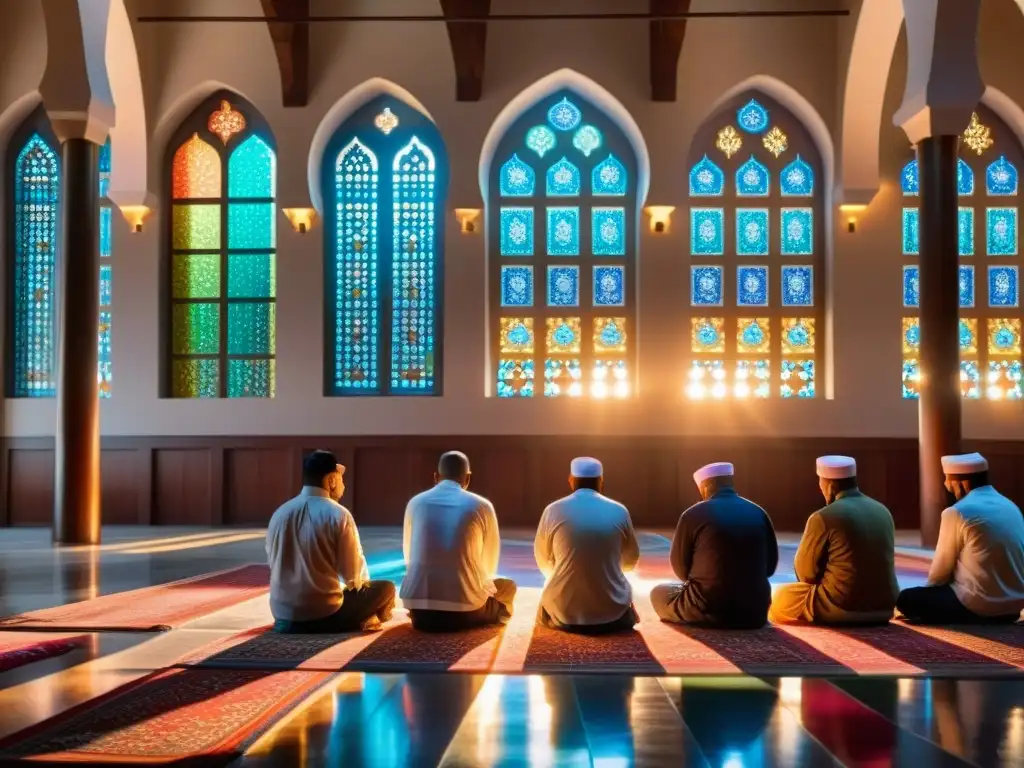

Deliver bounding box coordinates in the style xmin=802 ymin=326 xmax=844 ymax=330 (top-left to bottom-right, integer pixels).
xmin=569 ymin=456 xmax=603 ymax=493
xmin=816 ymin=455 xmax=857 ymax=504
xmin=302 ymin=450 xmax=345 ymax=501
xmin=693 ymin=462 xmax=734 ymax=501
xmin=941 ymin=452 xmax=990 ymax=500
xmin=436 ymin=451 xmax=472 ymax=488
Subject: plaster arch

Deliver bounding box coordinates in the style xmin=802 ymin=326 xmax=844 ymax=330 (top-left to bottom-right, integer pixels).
xmin=982 ymin=85 xmax=1024 ymax=150
xmin=104 ymin=0 xmax=148 ymax=207
xmin=0 ymin=93 xmax=43 ymax=153
xmin=307 ymin=78 xmax=433 ymax=215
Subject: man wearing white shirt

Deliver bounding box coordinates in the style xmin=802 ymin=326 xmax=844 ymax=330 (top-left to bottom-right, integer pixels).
xmin=897 ymin=452 xmax=1024 ymax=625
xmin=266 ymin=450 xmax=396 ymax=633
xmin=401 ymin=451 xmax=517 ymax=632
xmin=534 ymin=457 xmax=641 ymax=634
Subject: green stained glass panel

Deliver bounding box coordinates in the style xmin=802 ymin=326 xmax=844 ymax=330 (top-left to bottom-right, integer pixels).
xmin=172 ymin=359 xmax=219 ymax=398
xmin=172 ymin=303 xmax=219 ymax=354
xmin=227 ymin=253 xmax=275 ymax=298
xmin=172 ymin=253 xmax=220 ymax=298
xmin=172 ymin=204 xmax=220 ymax=250
xmin=228 ymin=359 xmax=275 ymax=398
xmin=227 ymin=302 xmax=275 ymax=354
xmin=228 ymin=135 xmax=276 ymax=198
xmin=228 ymin=203 xmax=275 ymax=250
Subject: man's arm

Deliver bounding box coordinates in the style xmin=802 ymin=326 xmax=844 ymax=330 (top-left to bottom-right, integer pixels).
xmin=481 ymin=501 xmax=501 ymax=577
xmin=792 ymin=512 xmax=827 ymax=584
xmin=927 ymin=507 xmax=961 ymax=586
xmin=534 ymin=507 xmax=555 ymax=578
xmin=670 ymin=509 xmax=695 ymax=581
xmin=621 ymin=510 xmax=640 ymax=573
xmin=763 ymin=510 xmax=780 ymax=577
xmin=338 ymin=511 xmax=369 ymax=588
xmin=402 ymin=500 xmax=414 ymax=566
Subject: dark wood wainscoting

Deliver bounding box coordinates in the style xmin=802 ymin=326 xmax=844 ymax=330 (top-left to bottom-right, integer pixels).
xmin=3 ymin=436 xmax=1024 ymax=531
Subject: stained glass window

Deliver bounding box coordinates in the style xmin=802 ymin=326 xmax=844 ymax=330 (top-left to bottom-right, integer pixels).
xmin=98 ymin=138 xmax=112 ymax=398
xmin=489 ymin=90 xmax=637 ymax=398
xmin=324 ymin=97 xmax=447 ymax=395
xmin=167 ymin=94 xmax=277 ymax=398
xmin=686 ymin=91 xmax=823 ymax=399
xmin=900 ymin=106 xmax=1023 ymax=400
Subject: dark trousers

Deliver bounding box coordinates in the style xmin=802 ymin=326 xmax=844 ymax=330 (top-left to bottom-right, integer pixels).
xmin=650 ymin=583 xmax=768 ymax=629
xmin=273 ymin=580 xmax=397 ymax=633
xmin=897 ymin=584 xmax=1021 ymax=626
xmin=537 ymin=603 xmax=639 ymax=635
xmin=408 ymin=578 xmax=517 ymax=632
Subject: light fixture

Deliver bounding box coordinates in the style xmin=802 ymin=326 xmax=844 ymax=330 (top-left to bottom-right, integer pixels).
xmin=645 ymin=205 xmax=675 ymax=234
xmin=117 ymin=205 xmax=151 ymax=233
xmin=454 ymin=208 xmax=481 ymax=234
xmin=839 ymin=203 xmax=867 ymax=234
xmin=282 ymin=207 xmax=317 ymax=234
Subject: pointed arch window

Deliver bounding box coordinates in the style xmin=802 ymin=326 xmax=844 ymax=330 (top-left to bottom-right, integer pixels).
xmin=685 ymin=95 xmax=824 ymax=400
xmin=489 ymin=90 xmax=638 ymax=398
xmin=165 ymin=94 xmax=277 ymax=398
xmin=323 ymin=96 xmax=448 ymax=395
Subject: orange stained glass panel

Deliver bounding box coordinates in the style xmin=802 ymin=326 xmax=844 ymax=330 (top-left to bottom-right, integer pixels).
xmin=172 ymin=134 xmax=222 ymax=199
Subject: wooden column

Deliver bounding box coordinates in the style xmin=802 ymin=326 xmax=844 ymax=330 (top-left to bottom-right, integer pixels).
xmin=53 ymin=138 xmax=101 ymax=545
xmin=916 ymin=135 xmax=962 ymax=547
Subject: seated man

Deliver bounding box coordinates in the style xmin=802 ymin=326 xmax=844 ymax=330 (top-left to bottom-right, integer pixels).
xmin=266 ymin=450 xmax=395 ymax=633
xmin=897 ymin=453 xmax=1024 ymax=625
xmin=769 ymin=456 xmax=899 ymax=625
xmin=400 ymin=451 xmax=516 ymax=632
xmin=651 ymin=462 xmax=778 ymax=628
xmin=534 ymin=457 xmax=641 ymax=634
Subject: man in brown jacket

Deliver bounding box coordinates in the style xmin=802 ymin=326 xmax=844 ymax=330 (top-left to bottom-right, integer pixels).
xmin=769 ymin=456 xmax=899 ymax=625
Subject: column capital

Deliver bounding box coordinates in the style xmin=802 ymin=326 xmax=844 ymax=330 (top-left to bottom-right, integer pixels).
xmin=893 ymin=0 xmax=984 ymax=146
xmin=39 ymin=0 xmax=115 ymax=145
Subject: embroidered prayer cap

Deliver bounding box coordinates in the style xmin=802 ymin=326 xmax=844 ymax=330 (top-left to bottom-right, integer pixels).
xmin=570 ymin=456 xmax=603 ymax=478
xmin=816 ymin=455 xmax=856 ymax=480
xmin=940 ymin=452 xmax=988 ymax=474
xmin=693 ymin=462 xmax=734 ymax=486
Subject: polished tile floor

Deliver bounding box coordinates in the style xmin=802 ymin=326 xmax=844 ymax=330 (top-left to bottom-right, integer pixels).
xmin=0 ymin=527 xmax=1019 ymax=767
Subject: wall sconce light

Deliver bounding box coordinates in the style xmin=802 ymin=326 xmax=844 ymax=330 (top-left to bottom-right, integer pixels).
xmin=839 ymin=203 xmax=867 ymax=234
xmin=454 ymin=208 xmax=481 ymax=234
xmin=645 ymin=206 xmax=675 ymax=234
xmin=118 ymin=205 xmax=151 ymax=233
xmin=282 ymin=208 xmax=317 ymax=234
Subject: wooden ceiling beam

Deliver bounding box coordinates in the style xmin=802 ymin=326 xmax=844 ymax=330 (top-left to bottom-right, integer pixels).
xmin=439 ymin=0 xmax=491 ymax=102
xmin=650 ymin=0 xmax=691 ymax=102
xmin=261 ymin=0 xmax=310 ymax=108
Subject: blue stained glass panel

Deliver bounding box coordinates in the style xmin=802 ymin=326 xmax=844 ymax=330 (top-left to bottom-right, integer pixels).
xmin=781 ymin=208 xmax=813 ymax=255
xmin=228 ymin=135 xmax=276 ymax=198
xmin=497 ymin=359 xmax=534 ymax=398
xmin=546 ymin=157 xmax=581 ymax=196
xmin=99 ymin=207 xmax=112 ymax=258
xmin=736 ymin=209 xmax=770 ymax=256
xmin=592 ymin=155 xmax=627 ymax=196
xmin=959 ymin=265 xmax=975 ymax=308
xmin=905 ymin=320 xmax=920 ymax=350
xmin=691 ymin=266 xmax=723 ymax=306
xmin=737 ymin=266 xmax=769 ymax=306
xmin=958 ymin=158 xmax=974 ymax=196
xmin=902 ymin=160 xmax=919 ymax=196
xmin=989 ymin=266 xmax=1019 ymax=307
xmin=501 ymin=266 xmax=533 ymax=307
xmin=903 ymin=208 xmax=920 ymax=255
xmin=689 ymin=155 xmax=724 ymax=197
xmin=987 ymin=207 xmax=1018 ymax=255
xmin=500 ymin=154 xmax=535 ymax=197
xmin=987 ymin=156 xmax=1018 ymax=196
xmin=903 ymin=266 xmax=920 ymax=308
xmin=593 ymin=266 xmax=625 ymax=306
xmin=526 ymin=126 xmax=556 ymax=158
xmin=227 ymin=203 xmax=275 ymax=250
xmin=547 ymin=266 xmax=580 ymax=307
xmin=592 ymin=207 xmax=626 ymax=256
xmin=227 ymin=302 xmax=275 ymax=355
xmin=781 ymin=155 xmax=814 ymax=196
xmin=572 ymin=125 xmax=602 ymax=157
xmin=780 ymin=360 xmax=815 ymax=398
xmin=547 ymin=97 xmax=582 ymax=132
xmin=99 ymin=138 xmax=111 ymax=198
xmin=500 ymin=207 xmax=534 ymax=256
xmin=390 ymin=136 xmax=438 ymax=393
xmin=736 ymin=99 xmax=769 ymax=134
xmin=959 ymin=207 xmax=974 ymax=256
xmin=546 ymin=207 xmax=580 ymax=256
xmin=781 ymin=266 xmax=814 ymax=306
xmin=903 ymin=360 xmax=920 ymax=399
xmin=98 ymin=309 xmax=111 ymax=398
xmin=736 ymin=156 xmax=769 ymax=196
xmin=99 ymin=264 xmax=112 ymax=307
xmin=959 ymin=320 xmax=975 ymax=352
xmin=690 ymin=208 xmax=724 ymax=255
xmin=962 ymin=360 xmax=981 ymax=399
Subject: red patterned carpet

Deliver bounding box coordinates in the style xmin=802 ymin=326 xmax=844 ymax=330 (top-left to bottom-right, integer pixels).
xmin=0 ymin=633 xmax=88 ymax=673
xmin=0 ymin=565 xmax=270 ymax=632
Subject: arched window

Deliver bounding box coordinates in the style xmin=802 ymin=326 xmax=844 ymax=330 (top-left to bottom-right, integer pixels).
xmin=685 ymin=94 xmax=823 ymax=400
xmin=323 ymin=97 xmax=448 ymax=396
xmin=99 ymin=137 xmax=112 ymax=397
xmin=488 ymin=92 xmax=638 ymax=398
xmin=165 ymin=94 xmax=277 ymax=398
xmin=900 ymin=107 xmax=1022 ymax=400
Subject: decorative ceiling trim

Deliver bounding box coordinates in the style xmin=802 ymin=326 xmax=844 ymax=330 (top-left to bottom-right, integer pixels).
xmin=650 ymin=0 xmax=690 ymax=102
xmin=439 ymin=0 xmax=492 ymax=101
xmin=261 ymin=0 xmax=310 ymax=108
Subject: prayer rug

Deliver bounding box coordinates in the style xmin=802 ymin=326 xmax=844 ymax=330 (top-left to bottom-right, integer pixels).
xmin=0 ymin=667 xmax=332 ymax=765
xmin=0 ymin=633 xmax=88 ymax=673
xmin=523 ymin=625 xmax=664 ymax=673
xmin=0 ymin=564 xmax=270 ymax=633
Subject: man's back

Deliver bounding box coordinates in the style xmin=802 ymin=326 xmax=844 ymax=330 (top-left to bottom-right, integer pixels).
xmin=400 ymin=480 xmax=500 ymax=612
xmin=535 ymin=489 xmax=640 ymax=626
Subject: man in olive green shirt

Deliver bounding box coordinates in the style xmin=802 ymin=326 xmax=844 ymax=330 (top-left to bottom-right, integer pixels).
xmin=769 ymin=456 xmax=899 ymax=625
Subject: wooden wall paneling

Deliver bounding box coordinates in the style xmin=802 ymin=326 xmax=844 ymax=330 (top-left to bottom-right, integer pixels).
xmin=463 ymin=446 xmax=528 ymax=526
xmin=225 ymin=448 xmax=295 ymax=525
xmin=100 ymin=449 xmax=139 ymax=525
xmin=209 ymin=446 xmax=225 ymax=525
xmin=353 ymin=446 xmax=436 ymax=525
xmin=152 ymin=448 xmax=212 ymax=525
xmin=137 ymin=447 xmax=154 ymax=524
xmin=7 ymin=448 xmax=54 ymax=526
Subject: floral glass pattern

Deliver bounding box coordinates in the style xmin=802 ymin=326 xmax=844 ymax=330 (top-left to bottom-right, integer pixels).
xmin=497 ymin=358 xmax=535 ymax=397
xmin=501 ymin=207 xmax=534 ymax=255
xmin=207 ymin=100 xmax=246 ymax=145
xmin=780 ymin=155 xmax=814 ymax=196
xmin=594 ymin=318 xmax=627 ymax=353
xmin=737 ymin=266 xmax=769 ymax=306
xmin=781 ymin=266 xmax=813 ymax=306
xmin=988 ymin=318 xmax=1022 ymax=356
xmin=781 ymin=359 xmax=814 ymax=397
xmin=547 ymin=98 xmax=582 ymax=132
xmin=690 ymin=155 xmax=725 ymax=197
xmin=691 ymin=208 xmax=725 ymax=255
xmin=526 ymin=125 xmax=556 ymax=158
xmin=691 ymin=266 xmax=723 ymax=306
xmin=737 ymin=318 xmax=770 ymax=354
xmin=960 ymin=265 xmax=975 ymax=308
xmin=902 ymin=160 xmax=919 ymax=196
xmin=736 ymin=209 xmax=769 ymax=256
xmin=736 ymin=156 xmax=770 ymax=196
xmin=736 ymin=99 xmax=769 ymax=134
xmin=548 ymin=266 xmax=580 ymax=307
xmin=500 ymin=154 xmax=535 ymax=197
xmin=782 ymin=318 xmax=815 ymax=355
xmin=544 ymin=358 xmax=583 ymax=397
xmin=98 ymin=138 xmax=112 ymax=398
xmin=987 ymin=156 xmax=1018 ymax=196
xmin=500 ymin=317 xmax=534 ymax=354
xmin=903 ymin=208 xmax=920 ymax=255
xmin=572 ymin=125 xmax=602 ymax=157
xmin=735 ymin=360 xmax=771 ymax=398
xmin=958 ymin=159 xmax=975 ymax=196
xmin=687 ymin=359 xmax=728 ymax=400
xmin=593 ymin=266 xmax=625 ymax=306
xmin=987 ymin=361 xmax=1022 ymax=399
xmin=546 ymin=157 xmax=581 ymax=196
xmin=546 ymin=317 xmax=582 ymax=354
xmin=903 ymin=266 xmax=920 ymax=308
xmin=691 ymin=317 xmax=725 ymax=353
xmin=546 ymin=207 xmax=580 ymax=256
xmin=988 ymin=266 xmax=1019 ymax=307
xmin=781 ymin=208 xmax=813 ymax=255
xmin=592 ymin=155 xmax=627 ymax=196
xmin=959 ymin=207 xmax=975 ymax=256
xmin=987 ymin=207 xmax=1018 ymax=255
xmin=501 ymin=266 xmax=533 ymax=307
xmin=592 ymin=207 xmax=626 ymax=256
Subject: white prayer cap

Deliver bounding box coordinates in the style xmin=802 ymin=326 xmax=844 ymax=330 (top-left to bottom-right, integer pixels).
xmin=816 ymin=456 xmax=856 ymax=480
xmin=941 ymin=452 xmax=988 ymax=474
xmin=693 ymin=462 xmax=734 ymax=486
xmin=570 ymin=457 xmax=603 ymax=478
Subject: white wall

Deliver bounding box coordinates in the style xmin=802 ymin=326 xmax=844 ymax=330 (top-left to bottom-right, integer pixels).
xmin=1 ymin=0 xmax=1022 ymax=440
